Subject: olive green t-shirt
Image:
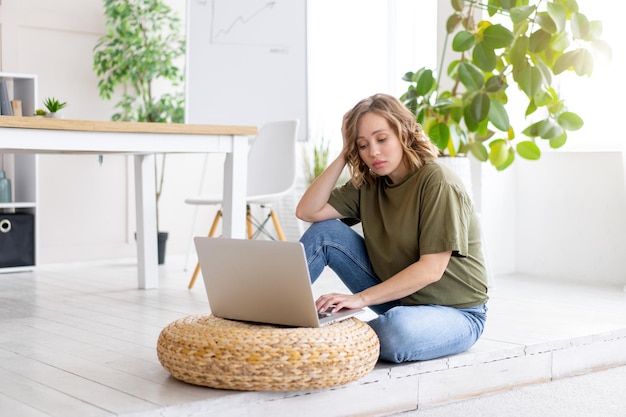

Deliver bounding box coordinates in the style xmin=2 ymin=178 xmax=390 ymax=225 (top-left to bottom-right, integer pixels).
xmin=328 ymin=160 xmax=488 ymax=308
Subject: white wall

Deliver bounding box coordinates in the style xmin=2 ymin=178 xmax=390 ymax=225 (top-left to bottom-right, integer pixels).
xmin=517 ymin=152 xmax=626 ymax=285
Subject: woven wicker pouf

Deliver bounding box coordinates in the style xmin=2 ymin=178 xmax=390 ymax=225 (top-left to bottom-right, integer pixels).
xmin=157 ymin=314 xmax=379 ymax=391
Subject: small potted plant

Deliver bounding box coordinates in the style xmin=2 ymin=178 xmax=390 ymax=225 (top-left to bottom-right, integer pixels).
xmin=303 ymin=137 xmax=330 ymax=186
xmin=43 ymin=97 xmax=68 ymax=118
xmin=302 ymin=137 xmax=350 ymax=186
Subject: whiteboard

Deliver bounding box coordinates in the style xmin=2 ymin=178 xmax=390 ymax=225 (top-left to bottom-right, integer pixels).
xmin=186 ymin=0 xmax=308 ymax=141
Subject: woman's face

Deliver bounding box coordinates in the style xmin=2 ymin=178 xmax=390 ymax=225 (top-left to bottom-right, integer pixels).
xmin=355 ymin=112 xmax=408 ymax=184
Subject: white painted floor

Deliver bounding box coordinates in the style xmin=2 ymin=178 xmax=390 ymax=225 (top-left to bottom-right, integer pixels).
xmin=0 ymin=255 xmax=625 ymax=417
xmin=392 ymin=364 xmax=626 ymax=417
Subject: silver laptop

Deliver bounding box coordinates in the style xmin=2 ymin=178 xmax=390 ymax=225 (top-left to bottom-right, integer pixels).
xmin=194 ymin=237 xmax=363 ymax=327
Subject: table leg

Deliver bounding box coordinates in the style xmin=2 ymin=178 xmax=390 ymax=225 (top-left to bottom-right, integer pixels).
xmin=134 ymin=154 xmax=159 ymax=289
xmin=221 ymin=135 xmax=248 ymax=238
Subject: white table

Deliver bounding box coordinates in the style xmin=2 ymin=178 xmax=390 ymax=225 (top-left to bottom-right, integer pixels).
xmin=0 ymin=117 xmax=256 ymax=289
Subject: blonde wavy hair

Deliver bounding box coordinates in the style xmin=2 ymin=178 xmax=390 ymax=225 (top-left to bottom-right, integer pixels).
xmin=343 ymin=93 xmax=438 ymax=188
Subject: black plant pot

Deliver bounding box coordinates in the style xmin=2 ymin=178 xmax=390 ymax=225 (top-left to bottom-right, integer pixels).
xmin=157 ymin=231 xmax=169 ymax=265
xmin=135 ymin=231 xmax=169 ymax=265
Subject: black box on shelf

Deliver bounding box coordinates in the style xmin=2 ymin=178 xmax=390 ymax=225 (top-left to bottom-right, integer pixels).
xmin=0 ymin=213 xmax=35 ymax=268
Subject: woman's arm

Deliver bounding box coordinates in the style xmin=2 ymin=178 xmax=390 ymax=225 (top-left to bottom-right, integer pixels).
xmin=295 ymin=153 xmax=346 ymax=222
xmin=315 ymin=251 xmax=452 ymax=312
xmin=297 ymin=112 xmax=354 ymax=222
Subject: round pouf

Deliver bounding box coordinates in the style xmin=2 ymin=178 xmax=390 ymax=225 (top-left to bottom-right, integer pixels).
xmin=157 ymin=314 xmax=379 ymax=391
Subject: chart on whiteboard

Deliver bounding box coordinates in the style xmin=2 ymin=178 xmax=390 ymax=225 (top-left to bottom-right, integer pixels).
xmin=194 ymin=0 xmax=292 ymax=49
xmin=187 ymin=0 xmax=307 ymax=140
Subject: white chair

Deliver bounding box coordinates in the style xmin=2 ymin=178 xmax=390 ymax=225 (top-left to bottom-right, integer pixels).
xmin=185 ymin=120 xmax=300 ymax=289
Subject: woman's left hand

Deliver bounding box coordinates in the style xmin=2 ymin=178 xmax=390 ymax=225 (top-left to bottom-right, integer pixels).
xmin=315 ymin=292 xmax=366 ymax=313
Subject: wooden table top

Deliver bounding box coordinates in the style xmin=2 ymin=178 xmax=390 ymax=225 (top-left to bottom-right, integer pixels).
xmin=0 ymin=116 xmax=257 ymax=136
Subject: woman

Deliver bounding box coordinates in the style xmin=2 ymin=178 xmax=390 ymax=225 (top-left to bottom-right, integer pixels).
xmin=296 ymin=93 xmax=488 ymax=363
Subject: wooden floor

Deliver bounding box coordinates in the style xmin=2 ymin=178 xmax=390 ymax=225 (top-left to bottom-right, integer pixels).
xmin=1 ymin=256 xmax=625 ymax=417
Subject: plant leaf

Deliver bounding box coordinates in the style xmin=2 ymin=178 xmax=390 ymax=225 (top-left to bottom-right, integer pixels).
xmin=481 ymin=24 xmax=514 ymax=49
xmin=464 ymin=105 xmax=480 ymax=132
xmin=557 ymin=111 xmax=584 ymax=130
xmin=546 ymin=2 xmax=566 ymax=33
xmin=488 ymin=139 xmax=509 ymax=167
xmin=510 ymin=36 xmax=529 ymax=67
xmin=554 ymin=48 xmax=594 ymax=76
xmin=458 ymin=62 xmax=484 ymax=91
xmin=536 ymin=12 xmax=557 ymax=34
xmin=558 ymin=0 xmax=580 ymax=16
xmin=415 ymin=69 xmax=435 ymax=95
xmin=550 ymin=132 xmax=568 ymax=148
xmin=529 ymin=29 xmax=551 ymax=53
xmin=452 ymin=30 xmax=476 ymax=52
xmin=571 ymin=12 xmax=590 ymax=40
xmin=499 ymin=0 xmax=516 ymax=11
xmin=553 ymin=50 xmax=578 ymax=74
xmin=516 ymin=65 xmax=542 ymax=97
xmin=510 ymin=5 xmax=536 ymax=24
xmin=471 ymin=93 xmax=490 ymax=123
xmin=535 ymin=61 xmax=552 ymax=86
xmin=536 ymin=118 xmax=565 ymax=139
xmin=468 ymin=142 xmax=489 ymax=161
xmin=428 ymin=122 xmax=451 ymax=150
xmin=447 ymin=13 xmax=463 ymax=33
xmin=485 ymin=75 xmax=507 ymax=93
xmin=516 ymin=140 xmax=541 ymax=160
xmin=507 ymin=126 xmax=515 ymax=140
xmin=522 ymin=120 xmax=540 ymax=137
xmin=487 ymin=0 xmax=499 ymax=17
xmin=588 ymin=20 xmax=604 ymax=41
xmin=573 ymin=48 xmax=594 ymax=76
xmin=488 ymin=98 xmax=510 ymax=131
xmin=495 ymin=148 xmax=515 ymax=171
xmin=401 ymin=71 xmax=415 ymax=82
xmin=472 ymin=43 xmax=497 ymax=71
xmin=451 ymin=0 xmax=464 ymax=12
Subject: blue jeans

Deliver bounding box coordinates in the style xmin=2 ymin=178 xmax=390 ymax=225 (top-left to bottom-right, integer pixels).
xmin=300 ymin=219 xmax=487 ymax=363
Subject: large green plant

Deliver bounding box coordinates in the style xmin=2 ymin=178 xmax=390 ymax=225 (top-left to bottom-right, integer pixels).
xmin=400 ymin=0 xmax=611 ymax=170
xmin=93 ymin=0 xmax=186 ymax=230
xmin=93 ymin=0 xmax=185 ymax=123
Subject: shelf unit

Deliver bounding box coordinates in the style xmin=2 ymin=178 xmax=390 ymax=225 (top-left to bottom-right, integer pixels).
xmin=0 ymin=72 xmax=38 ymax=272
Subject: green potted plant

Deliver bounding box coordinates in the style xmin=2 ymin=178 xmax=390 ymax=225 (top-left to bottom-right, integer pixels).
xmin=303 ymin=137 xmax=331 ymax=186
xmin=43 ymin=97 xmax=68 ymax=118
xmin=93 ymin=0 xmax=186 ymax=263
xmin=302 ymin=137 xmax=350 ymax=186
xmin=400 ymin=0 xmax=611 ymax=170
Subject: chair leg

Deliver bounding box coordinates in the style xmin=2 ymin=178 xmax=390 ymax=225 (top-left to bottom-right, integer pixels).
xmin=269 ymin=209 xmax=286 ymax=241
xmin=246 ymin=205 xmax=254 ymax=239
xmin=188 ymin=210 xmax=222 ymax=289
xmin=188 ymin=263 xmax=202 ymax=290
xmin=208 ymin=210 xmax=222 ymax=238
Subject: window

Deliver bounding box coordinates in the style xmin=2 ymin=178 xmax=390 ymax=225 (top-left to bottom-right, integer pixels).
xmin=307 ymin=0 xmax=437 ymax=143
